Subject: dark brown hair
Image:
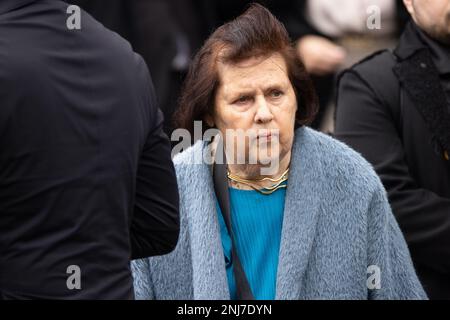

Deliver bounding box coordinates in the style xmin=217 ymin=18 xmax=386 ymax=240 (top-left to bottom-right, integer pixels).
xmin=174 ymin=3 xmax=318 ymax=135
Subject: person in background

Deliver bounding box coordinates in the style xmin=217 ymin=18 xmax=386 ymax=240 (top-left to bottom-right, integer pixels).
xmin=132 ymin=4 xmax=426 ymax=300
xmin=278 ymin=0 xmax=408 ymax=131
xmin=335 ymin=0 xmax=450 ymax=300
xmin=0 ymin=0 xmax=179 ymax=299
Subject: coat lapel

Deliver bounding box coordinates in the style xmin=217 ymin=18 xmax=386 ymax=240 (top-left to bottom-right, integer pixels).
xmin=185 ymin=142 xmax=230 ymax=300
xmin=276 ymin=128 xmax=323 ymax=299
xmin=394 ymin=28 xmax=450 ymax=159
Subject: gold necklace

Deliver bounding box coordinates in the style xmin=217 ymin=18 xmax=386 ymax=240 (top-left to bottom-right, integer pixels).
xmin=227 ymin=168 xmax=289 ymax=195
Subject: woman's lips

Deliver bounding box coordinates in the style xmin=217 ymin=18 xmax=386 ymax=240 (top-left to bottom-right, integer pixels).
xmin=258 ymin=133 xmax=272 ymax=141
xmin=256 ymin=131 xmax=279 ymax=142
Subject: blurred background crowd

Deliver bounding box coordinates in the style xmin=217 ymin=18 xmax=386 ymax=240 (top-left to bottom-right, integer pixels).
xmin=70 ymin=0 xmax=408 ymax=134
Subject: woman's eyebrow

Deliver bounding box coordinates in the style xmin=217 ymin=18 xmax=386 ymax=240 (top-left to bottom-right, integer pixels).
xmin=225 ymin=89 xmax=256 ymax=99
xmin=262 ymin=82 xmax=288 ymax=92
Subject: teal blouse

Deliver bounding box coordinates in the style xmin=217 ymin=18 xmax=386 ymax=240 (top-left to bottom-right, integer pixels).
xmin=216 ymin=187 xmax=286 ymax=300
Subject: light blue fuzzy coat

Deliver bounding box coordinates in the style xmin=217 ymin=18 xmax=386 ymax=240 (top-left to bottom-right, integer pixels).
xmin=132 ymin=127 xmax=427 ymax=300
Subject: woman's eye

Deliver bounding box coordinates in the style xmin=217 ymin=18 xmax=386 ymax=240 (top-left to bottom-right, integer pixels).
xmin=270 ymin=90 xmax=283 ymax=98
xmin=235 ymin=96 xmax=252 ymax=105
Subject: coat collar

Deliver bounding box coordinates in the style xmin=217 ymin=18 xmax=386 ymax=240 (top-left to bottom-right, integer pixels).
xmin=275 ymin=127 xmax=323 ymax=299
xmin=416 ymin=27 xmax=450 ymax=75
xmin=395 ymin=21 xmax=450 ymax=74
xmin=0 ymin=0 xmax=38 ymax=15
xmin=394 ymin=21 xmax=426 ymax=61
xmin=174 ymin=127 xmax=324 ymax=299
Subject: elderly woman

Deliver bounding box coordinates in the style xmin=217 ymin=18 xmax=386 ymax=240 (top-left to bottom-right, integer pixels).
xmin=131 ymin=4 xmax=426 ymax=300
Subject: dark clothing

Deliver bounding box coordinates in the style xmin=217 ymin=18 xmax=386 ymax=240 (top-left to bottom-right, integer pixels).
xmin=335 ymin=21 xmax=450 ymax=299
xmin=0 ymin=0 xmax=179 ymax=299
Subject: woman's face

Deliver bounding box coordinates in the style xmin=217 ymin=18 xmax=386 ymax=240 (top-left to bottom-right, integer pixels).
xmin=213 ymin=53 xmax=297 ymax=174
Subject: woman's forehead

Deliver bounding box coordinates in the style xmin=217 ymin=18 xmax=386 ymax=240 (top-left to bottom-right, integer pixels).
xmin=217 ymin=54 xmax=290 ymax=90
xmin=218 ymin=52 xmax=287 ymax=73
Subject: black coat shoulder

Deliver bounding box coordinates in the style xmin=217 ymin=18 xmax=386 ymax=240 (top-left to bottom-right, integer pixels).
xmin=337 ymin=50 xmax=400 ymax=114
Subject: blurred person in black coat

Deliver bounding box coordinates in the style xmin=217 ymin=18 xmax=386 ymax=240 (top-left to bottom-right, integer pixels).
xmin=335 ymin=0 xmax=450 ymax=299
xmin=0 ymin=0 xmax=179 ymax=299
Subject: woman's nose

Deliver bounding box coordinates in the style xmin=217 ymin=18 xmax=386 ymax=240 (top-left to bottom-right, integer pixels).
xmin=254 ymin=97 xmax=274 ymax=124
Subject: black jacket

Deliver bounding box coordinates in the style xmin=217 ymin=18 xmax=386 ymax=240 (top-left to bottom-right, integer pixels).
xmin=335 ymin=22 xmax=450 ymax=299
xmin=0 ymin=0 xmax=179 ymax=299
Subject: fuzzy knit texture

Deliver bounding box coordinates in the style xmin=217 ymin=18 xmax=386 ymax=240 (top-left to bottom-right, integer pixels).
xmin=131 ymin=127 xmax=427 ymax=300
